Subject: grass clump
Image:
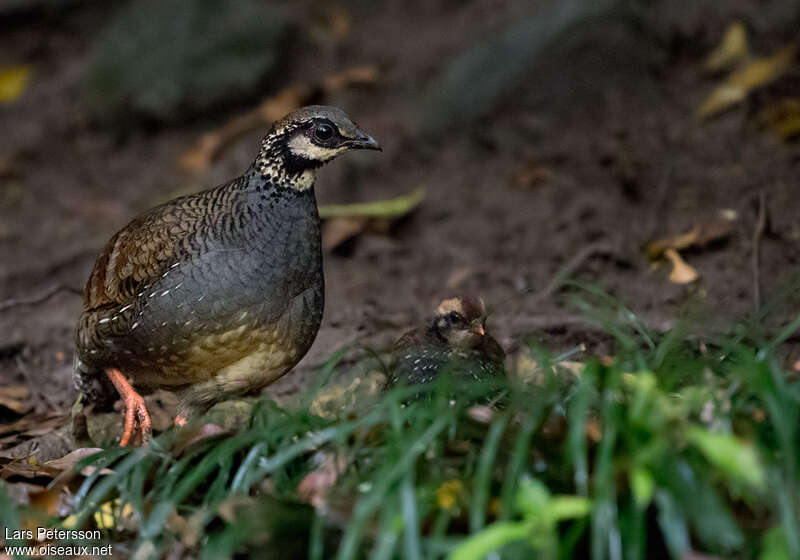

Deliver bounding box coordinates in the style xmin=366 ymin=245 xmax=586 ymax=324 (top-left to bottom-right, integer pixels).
xmin=9 ymin=294 xmax=800 ymax=559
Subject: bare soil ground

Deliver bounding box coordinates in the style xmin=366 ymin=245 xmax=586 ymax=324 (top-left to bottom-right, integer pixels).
xmin=2 ymin=0 xmax=799 ymax=424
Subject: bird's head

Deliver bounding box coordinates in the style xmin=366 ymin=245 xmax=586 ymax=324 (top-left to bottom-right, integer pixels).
xmin=258 ymin=105 xmax=380 ymax=183
xmin=430 ymin=296 xmax=489 ymax=349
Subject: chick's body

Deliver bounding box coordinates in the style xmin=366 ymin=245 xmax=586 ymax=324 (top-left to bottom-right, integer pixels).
xmin=74 ymin=106 xmax=380 ymax=443
xmin=389 ymin=296 xmax=505 ymax=389
xmin=391 ymin=335 xmax=505 ymax=386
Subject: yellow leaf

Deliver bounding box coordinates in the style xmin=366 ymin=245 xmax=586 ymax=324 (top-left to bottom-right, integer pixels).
xmin=437 ymin=479 xmax=464 ymax=510
xmin=757 ymin=97 xmax=800 ymax=141
xmin=318 ymin=188 xmax=426 ymax=219
xmin=94 ymin=500 xmax=117 ymax=529
xmin=646 ymin=217 xmax=735 ymax=261
xmin=664 ymin=249 xmax=698 ymax=284
xmin=92 ymin=499 xmax=134 ymax=530
xmin=705 ymin=22 xmax=750 ymax=73
xmin=697 ymin=44 xmax=797 ymax=119
xmin=0 ymin=66 xmax=32 ymax=103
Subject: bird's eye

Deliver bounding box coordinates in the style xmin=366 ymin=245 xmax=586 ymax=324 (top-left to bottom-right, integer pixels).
xmin=448 ymin=312 xmax=466 ymax=325
xmin=314 ymin=123 xmax=335 ymax=141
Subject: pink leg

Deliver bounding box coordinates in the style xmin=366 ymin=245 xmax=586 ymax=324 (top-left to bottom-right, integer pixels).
xmin=105 ymin=368 xmax=152 ymax=447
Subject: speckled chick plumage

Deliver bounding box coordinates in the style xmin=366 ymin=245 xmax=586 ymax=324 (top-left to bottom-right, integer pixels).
xmin=74 ymin=106 xmax=380 ymax=419
xmin=388 ymin=296 xmax=505 ymax=389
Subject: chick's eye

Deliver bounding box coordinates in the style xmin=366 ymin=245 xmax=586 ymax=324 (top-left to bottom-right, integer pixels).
xmin=448 ymin=312 xmax=466 ymax=325
xmin=314 ymin=123 xmax=335 ymax=141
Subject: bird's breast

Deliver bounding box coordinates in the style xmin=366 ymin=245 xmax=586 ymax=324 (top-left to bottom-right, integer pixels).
xmin=107 ymin=190 xmax=324 ymax=384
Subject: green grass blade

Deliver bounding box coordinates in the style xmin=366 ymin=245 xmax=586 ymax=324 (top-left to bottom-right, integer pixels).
xmin=469 ymin=415 xmax=508 ymax=532
xmin=401 ymin=469 xmax=423 ymax=560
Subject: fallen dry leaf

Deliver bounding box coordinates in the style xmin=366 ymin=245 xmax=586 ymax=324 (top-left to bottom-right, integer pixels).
xmin=555 ymin=361 xmax=585 ymax=378
xmin=0 ymin=412 xmax=63 ymax=440
xmin=445 ymin=267 xmax=474 ymax=290
xmin=514 ymin=352 xmax=585 ymax=385
xmin=318 ymin=188 xmax=426 ymax=220
xmin=509 ymin=163 xmax=557 ymax=191
xmin=297 ymin=451 xmax=348 ymax=511
xmin=322 ymin=65 xmax=379 ymax=92
xmin=319 ymin=188 xmax=425 ymax=251
xmin=217 ymin=495 xmax=255 ymax=524
xmin=645 ymin=215 xmax=735 ymax=260
xmin=45 ymin=448 xmax=110 ymax=483
xmin=5 ymin=480 xmax=72 ymax=519
xmin=757 ymin=97 xmax=800 ymax=141
xmin=169 ymin=509 xmax=212 ymax=548
xmin=310 ymin=371 xmax=386 ymax=419
xmin=698 ymin=44 xmax=797 ymax=119
xmin=256 ymin=84 xmax=310 ymax=123
xmin=172 ymin=423 xmax=227 ymax=456
xmin=0 ymin=422 xmax=72 ymax=464
xmin=179 ymin=65 xmax=379 ymax=172
xmin=0 ymin=66 xmax=32 ymax=103
xmin=705 ymin=22 xmax=750 ymax=73
xmin=1 ymin=447 xmax=105 ymax=483
xmin=665 ymin=248 xmax=699 ymax=284
xmin=308 ymin=4 xmax=352 ymax=42
xmin=322 ymin=216 xmax=369 ymax=251
xmin=0 ymin=385 xmax=32 ymax=415
xmin=1 ymin=456 xmax=49 ymax=480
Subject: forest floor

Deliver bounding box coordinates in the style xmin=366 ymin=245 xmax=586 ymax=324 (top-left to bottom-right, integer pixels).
xmin=1 ymin=0 xmax=800 ymax=436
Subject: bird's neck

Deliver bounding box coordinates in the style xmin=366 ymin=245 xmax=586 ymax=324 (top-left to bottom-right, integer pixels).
xmin=248 ymin=132 xmax=319 ymax=192
xmin=427 ymin=324 xmax=449 ymax=345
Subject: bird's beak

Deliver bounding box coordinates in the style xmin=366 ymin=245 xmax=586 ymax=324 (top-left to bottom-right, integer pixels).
xmin=349 ymin=129 xmax=382 ymax=151
xmin=470 ymin=322 xmax=486 ymax=336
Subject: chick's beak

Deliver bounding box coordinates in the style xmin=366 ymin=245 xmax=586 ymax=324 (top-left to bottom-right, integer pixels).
xmin=350 ymin=129 xmax=381 ymax=151
xmin=470 ymin=322 xmax=486 ymax=336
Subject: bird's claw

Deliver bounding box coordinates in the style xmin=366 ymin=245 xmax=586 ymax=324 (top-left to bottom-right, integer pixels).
xmin=120 ymin=392 xmax=152 ymax=447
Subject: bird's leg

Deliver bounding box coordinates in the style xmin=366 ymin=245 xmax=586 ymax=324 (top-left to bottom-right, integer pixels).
xmin=104 ymin=368 xmax=152 ymax=447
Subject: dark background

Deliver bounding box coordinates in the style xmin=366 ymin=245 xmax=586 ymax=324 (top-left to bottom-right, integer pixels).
xmin=2 ymin=0 xmax=800 ymax=413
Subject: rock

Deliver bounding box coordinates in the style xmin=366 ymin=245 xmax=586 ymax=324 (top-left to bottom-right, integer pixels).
xmin=82 ymin=0 xmax=291 ymax=124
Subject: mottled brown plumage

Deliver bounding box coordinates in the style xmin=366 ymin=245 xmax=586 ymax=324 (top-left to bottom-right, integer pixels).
xmin=388 ymin=296 xmax=505 ymax=389
xmin=74 ymin=106 xmax=380 ymax=445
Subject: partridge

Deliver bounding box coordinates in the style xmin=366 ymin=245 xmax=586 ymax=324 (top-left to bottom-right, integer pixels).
xmin=74 ymin=106 xmax=380 ymax=445
xmin=388 ymin=296 xmax=505 ymax=390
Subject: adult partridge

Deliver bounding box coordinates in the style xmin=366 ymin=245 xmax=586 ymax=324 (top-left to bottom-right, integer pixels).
xmin=74 ymin=106 xmax=380 ymax=445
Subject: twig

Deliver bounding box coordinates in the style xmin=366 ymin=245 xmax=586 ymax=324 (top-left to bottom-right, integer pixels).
xmin=0 ymin=284 xmax=82 ymax=313
xmin=1 ymin=243 xmax=98 ymax=285
xmin=180 ymin=65 xmax=379 ymax=172
xmin=646 ymin=155 xmax=675 ymax=240
xmin=752 ymin=190 xmax=767 ymax=313
xmin=489 ymin=241 xmax=623 ymax=321
xmin=528 ymin=241 xmax=622 ymax=307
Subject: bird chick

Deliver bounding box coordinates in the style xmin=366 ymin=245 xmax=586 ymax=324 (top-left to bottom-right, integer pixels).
xmin=74 ymin=106 xmax=380 ymax=446
xmin=388 ymin=296 xmax=505 ymax=390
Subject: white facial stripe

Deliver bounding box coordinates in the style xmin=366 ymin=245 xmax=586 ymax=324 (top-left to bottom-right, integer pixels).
xmin=287 ymin=134 xmax=346 ymax=162
xmin=294 ymin=169 xmax=315 ymax=191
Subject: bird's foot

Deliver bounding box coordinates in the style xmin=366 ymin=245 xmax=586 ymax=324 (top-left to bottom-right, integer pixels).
xmin=173 ymin=414 xmax=188 ymax=427
xmin=105 ymin=368 xmax=152 ymax=447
